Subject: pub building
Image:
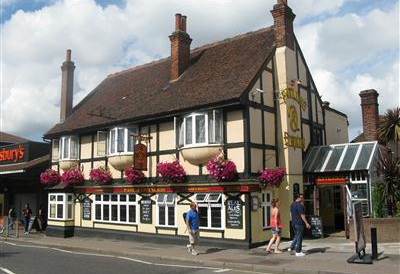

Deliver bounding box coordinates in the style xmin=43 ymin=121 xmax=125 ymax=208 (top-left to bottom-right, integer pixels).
xmin=43 ymin=0 xmax=354 ymax=247
xmin=0 ymin=132 xmax=49 ymax=219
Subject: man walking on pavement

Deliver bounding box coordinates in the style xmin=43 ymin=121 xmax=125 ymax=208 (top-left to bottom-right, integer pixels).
xmin=289 ymin=194 xmax=311 ymax=257
xmin=185 ymin=202 xmax=200 ymax=255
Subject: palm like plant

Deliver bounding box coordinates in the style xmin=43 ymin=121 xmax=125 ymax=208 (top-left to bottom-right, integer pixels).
xmin=378 ymin=107 xmax=400 ymax=157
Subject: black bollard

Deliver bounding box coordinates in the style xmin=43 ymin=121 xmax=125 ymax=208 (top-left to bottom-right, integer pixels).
xmin=371 ymin=227 xmax=378 ymax=260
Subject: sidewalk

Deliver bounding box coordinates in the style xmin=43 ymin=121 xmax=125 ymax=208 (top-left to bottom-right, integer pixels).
xmin=2 ymin=232 xmax=399 ymax=274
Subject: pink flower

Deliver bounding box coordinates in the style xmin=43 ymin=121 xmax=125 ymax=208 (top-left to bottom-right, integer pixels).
xmin=157 ymin=160 xmax=186 ymax=184
xmin=61 ymin=169 xmax=84 ymax=187
xmin=40 ymin=169 xmax=60 ymax=185
xmin=258 ymin=167 xmax=286 ymax=188
xmin=124 ymin=167 xmax=145 ymax=184
xmin=206 ymin=154 xmax=238 ymax=182
xmin=89 ymin=167 xmax=113 ymax=185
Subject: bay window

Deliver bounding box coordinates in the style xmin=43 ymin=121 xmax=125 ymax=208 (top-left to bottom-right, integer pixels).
xmin=156 ymin=194 xmax=176 ymax=227
xmin=48 ymin=193 xmax=74 ymax=220
xmin=195 ymin=193 xmax=223 ymax=229
xmin=176 ymin=110 xmax=223 ymax=147
xmin=262 ymin=191 xmax=272 ymax=228
xmin=108 ymin=127 xmax=138 ymax=155
xmin=94 ymin=194 xmax=137 ymax=224
xmin=59 ymin=136 xmax=79 ymax=160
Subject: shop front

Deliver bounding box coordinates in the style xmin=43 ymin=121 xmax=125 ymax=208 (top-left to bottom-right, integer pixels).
xmin=0 ymin=140 xmax=50 ymax=219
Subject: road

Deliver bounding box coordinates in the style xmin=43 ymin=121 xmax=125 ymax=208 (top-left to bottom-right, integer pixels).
xmin=0 ymin=241 xmax=270 ymax=274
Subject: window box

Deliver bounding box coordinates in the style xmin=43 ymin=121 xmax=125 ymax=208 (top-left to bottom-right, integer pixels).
xmin=48 ymin=193 xmax=74 ymax=221
xmin=176 ymin=110 xmax=223 ymax=165
xmin=107 ymin=127 xmax=138 ymax=171
xmin=59 ymin=136 xmax=79 ymax=170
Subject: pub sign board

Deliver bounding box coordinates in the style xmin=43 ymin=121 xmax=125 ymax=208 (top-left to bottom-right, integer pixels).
xmin=134 ymin=143 xmax=147 ymax=170
xmin=140 ymin=198 xmax=153 ymax=224
xmin=225 ymin=197 xmax=243 ymax=229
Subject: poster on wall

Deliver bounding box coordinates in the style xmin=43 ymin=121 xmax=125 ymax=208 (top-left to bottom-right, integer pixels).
xmin=226 ymin=197 xmax=243 ymax=229
xmin=140 ymin=198 xmax=152 ymax=224
xmin=82 ymin=197 xmax=92 ymax=220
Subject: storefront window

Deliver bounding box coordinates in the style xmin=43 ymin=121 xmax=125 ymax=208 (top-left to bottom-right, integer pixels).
xmin=59 ymin=136 xmax=79 ymax=160
xmin=93 ymin=194 xmax=137 ymax=224
xmin=156 ymin=194 xmax=176 ymax=227
xmin=108 ymin=127 xmax=138 ymax=155
xmin=195 ymin=193 xmax=223 ymax=229
xmin=262 ymin=191 xmax=272 ymax=228
xmin=177 ymin=110 xmax=223 ymax=148
xmin=350 ymin=184 xmax=368 ymax=200
xmin=48 ymin=193 xmax=74 ymax=220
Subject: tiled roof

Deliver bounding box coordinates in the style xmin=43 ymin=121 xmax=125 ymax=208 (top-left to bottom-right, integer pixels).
xmin=0 ymin=132 xmax=31 ymax=144
xmin=45 ymin=27 xmax=275 ymax=137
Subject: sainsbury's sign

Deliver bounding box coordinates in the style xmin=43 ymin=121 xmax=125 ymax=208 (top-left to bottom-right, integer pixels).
xmin=0 ymin=144 xmax=28 ymax=164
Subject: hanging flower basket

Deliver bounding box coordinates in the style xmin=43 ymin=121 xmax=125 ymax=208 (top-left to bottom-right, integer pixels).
xmin=206 ymin=154 xmax=238 ymax=182
xmin=61 ymin=169 xmax=84 ymax=187
xmin=124 ymin=166 xmax=145 ymax=184
xmin=89 ymin=166 xmax=113 ymax=185
xmin=157 ymin=160 xmax=186 ymax=184
xmin=40 ymin=169 xmax=60 ymax=185
xmin=258 ymin=167 xmax=286 ymax=188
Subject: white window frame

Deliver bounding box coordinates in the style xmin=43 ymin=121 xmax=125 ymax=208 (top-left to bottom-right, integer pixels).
xmin=108 ymin=127 xmax=138 ymax=156
xmin=180 ymin=110 xmax=223 ymax=148
xmin=262 ymin=190 xmax=272 ymax=229
xmin=195 ymin=193 xmax=224 ymax=230
xmin=59 ymin=136 xmax=79 ymax=160
xmin=51 ymin=139 xmax=59 ymax=161
xmin=93 ymin=194 xmax=138 ymax=224
xmin=48 ymin=193 xmax=74 ymax=221
xmin=156 ymin=194 xmax=177 ymax=227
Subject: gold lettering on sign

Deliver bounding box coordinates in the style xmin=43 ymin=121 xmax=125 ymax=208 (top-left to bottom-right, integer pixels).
xmin=287 ymin=105 xmax=300 ymax=132
xmin=280 ymin=88 xmax=307 ymax=111
xmin=284 ymin=132 xmax=305 ymax=149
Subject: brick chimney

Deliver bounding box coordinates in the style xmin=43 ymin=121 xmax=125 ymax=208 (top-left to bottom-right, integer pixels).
xmin=169 ymin=14 xmax=192 ymax=81
xmin=271 ymin=0 xmax=296 ymax=50
xmin=60 ymin=49 xmax=75 ymax=123
xmin=360 ymin=89 xmax=379 ymax=141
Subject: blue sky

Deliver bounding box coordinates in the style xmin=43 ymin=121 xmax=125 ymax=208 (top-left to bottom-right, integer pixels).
xmin=1 ymin=0 xmax=399 ymax=141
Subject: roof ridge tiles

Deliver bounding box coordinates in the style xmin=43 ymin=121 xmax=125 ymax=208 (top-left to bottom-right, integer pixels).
xmin=106 ymin=26 xmax=274 ymax=79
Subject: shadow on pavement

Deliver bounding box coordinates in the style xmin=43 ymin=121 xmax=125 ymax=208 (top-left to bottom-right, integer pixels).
xmin=204 ymin=248 xmax=225 ymax=254
xmin=306 ymin=247 xmax=330 ymax=254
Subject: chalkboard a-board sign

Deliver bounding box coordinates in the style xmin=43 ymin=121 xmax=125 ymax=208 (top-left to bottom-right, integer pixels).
xmin=307 ymin=215 xmax=324 ymax=238
xmin=82 ymin=197 xmax=92 ymax=220
xmin=140 ymin=199 xmax=153 ymax=224
xmin=226 ymin=198 xmax=243 ymax=229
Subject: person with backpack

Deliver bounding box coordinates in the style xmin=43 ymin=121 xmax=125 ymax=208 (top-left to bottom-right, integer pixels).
xmin=185 ymin=202 xmax=200 ymax=255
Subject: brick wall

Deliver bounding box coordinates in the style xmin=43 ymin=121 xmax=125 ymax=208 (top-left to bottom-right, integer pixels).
xmin=271 ymin=2 xmax=296 ymax=50
xmin=359 ymin=89 xmax=379 ymax=141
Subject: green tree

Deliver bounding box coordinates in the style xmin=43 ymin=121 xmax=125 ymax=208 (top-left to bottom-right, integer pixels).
xmin=378 ymin=107 xmax=400 ymax=157
xmin=377 ymin=157 xmax=400 ymax=216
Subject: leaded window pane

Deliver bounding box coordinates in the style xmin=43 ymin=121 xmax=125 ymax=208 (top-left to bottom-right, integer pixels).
xmin=196 ymin=115 xmax=206 ymax=143
xmin=185 ymin=117 xmax=192 ymax=145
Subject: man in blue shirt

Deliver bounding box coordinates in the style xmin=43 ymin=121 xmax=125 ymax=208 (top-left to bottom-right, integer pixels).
xmin=185 ymin=202 xmax=200 ymax=255
xmin=289 ymin=194 xmax=311 ymax=256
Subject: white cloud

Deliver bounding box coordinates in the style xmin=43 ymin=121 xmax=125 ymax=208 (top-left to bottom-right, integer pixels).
xmin=0 ymin=0 xmax=398 ymax=142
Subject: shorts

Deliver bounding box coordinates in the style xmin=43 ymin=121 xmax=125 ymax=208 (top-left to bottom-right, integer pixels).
xmin=272 ymin=228 xmax=282 ymax=235
xmin=188 ymin=229 xmax=199 ymax=244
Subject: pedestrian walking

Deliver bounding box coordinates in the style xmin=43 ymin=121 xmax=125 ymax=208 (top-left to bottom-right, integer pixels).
xmin=289 ymin=194 xmax=310 ymax=257
xmin=8 ymin=206 xmax=16 ymax=230
xmin=185 ymin=202 xmax=200 ymax=255
xmin=22 ymin=204 xmax=32 ymax=235
xmin=266 ymin=198 xmax=283 ymax=254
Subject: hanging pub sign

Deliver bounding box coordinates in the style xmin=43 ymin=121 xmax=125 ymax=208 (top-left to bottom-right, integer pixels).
xmin=134 ymin=143 xmax=147 ymax=170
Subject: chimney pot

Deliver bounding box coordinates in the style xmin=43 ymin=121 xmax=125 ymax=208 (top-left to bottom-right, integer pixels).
xmin=359 ymin=89 xmax=379 ymax=141
xmin=271 ymin=0 xmax=296 ymax=50
xmin=277 ymin=0 xmax=287 ymax=5
xmin=175 ymin=13 xmax=182 ymax=31
xmin=66 ymin=49 xmax=72 ymax=61
xmin=181 ymin=16 xmax=187 ymax=32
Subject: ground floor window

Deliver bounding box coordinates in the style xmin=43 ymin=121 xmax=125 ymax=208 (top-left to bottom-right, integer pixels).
xmin=94 ymin=194 xmax=137 ymax=224
xmin=262 ymin=191 xmax=271 ymax=228
xmin=48 ymin=193 xmax=74 ymax=220
xmin=195 ymin=193 xmax=223 ymax=229
xmin=156 ymin=194 xmax=176 ymax=227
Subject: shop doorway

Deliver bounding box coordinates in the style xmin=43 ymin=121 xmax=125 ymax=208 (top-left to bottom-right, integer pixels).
xmin=318 ymin=185 xmax=345 ymax=235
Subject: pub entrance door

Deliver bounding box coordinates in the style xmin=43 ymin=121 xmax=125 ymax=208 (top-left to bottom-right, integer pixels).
xmin=318 ymin=185 xmax=345 ymax=235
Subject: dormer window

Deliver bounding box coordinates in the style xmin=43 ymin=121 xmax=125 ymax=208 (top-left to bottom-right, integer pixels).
xmin=108 ymin=127 xmax=138 ymax=155
xmin=177 ymin=110 xmax=223 ymax=148
xmin=59 ymin=136 xmax=79 ymax=160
